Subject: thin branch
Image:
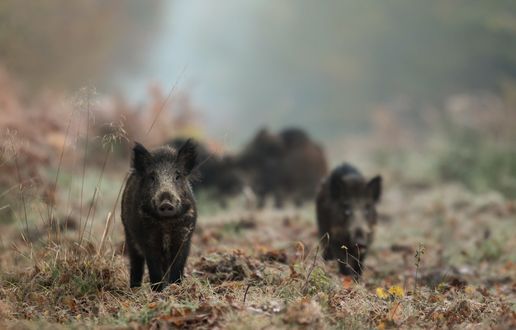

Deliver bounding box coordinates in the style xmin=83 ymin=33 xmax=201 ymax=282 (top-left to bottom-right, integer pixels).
xmin=302 ymin=244 xmax=320 ymax=294
xmin=97 ymin=211 xmax=113 ymax=256
xmin=145 ymin=65 xmax=187 ymax=137
xmin=243 ymin=283 xmax=252 ymax=304
xmin=48 ymin=110 xmax=75 ymax=228
xmin=9 ymin=135 xmax=29 ymax=240
xmin=79 ymin=94 xmax=91 ymax=241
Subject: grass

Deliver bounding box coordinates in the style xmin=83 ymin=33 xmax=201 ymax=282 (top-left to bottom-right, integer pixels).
xmin=0 ymin=92 xmax=515 ymax=328
xmin=437 ymin=128 xmax=516 ymax=198
xmin=373 ymin=125 xmax=516 ymax=199
xmin=0 ymin=177 xmax=515 ymax=328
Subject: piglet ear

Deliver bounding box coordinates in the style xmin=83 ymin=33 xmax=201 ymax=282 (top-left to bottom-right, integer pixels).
xmin=132 ymin=142 xmax=151 ymax=174
xmin=367 ymin=175 xmax=382 ymax=203
xmin=176 ymin=139 xmax=197 ymax=175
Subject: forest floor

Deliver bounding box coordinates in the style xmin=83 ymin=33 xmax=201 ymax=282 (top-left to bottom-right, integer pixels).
xmin=0 ymin=170 xmax=515 ymax=329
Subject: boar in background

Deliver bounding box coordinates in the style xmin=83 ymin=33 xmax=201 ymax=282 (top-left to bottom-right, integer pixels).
xmin=239 ymin=127 xmax=328 ymax=208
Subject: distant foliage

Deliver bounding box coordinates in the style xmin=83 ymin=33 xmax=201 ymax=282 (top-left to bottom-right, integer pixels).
xmin=0 ymin=69 xmax=200 ymax=216
xmin=438 ymin=129 xmax=516 ymax=198
xmin=232 ymin=1 xmax=516 ymax=134
xmin=437 ymin=93 xmax=516 ymax=197
xmin=0 ymin=0 xmax=164 ymax=91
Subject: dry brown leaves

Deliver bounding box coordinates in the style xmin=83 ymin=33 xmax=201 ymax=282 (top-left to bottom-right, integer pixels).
xmin=283 ymin=297 xmax=323 ymax=327
xmin=193 ymin=251 xmax=262 ymax=285
xmin=151 ymin=303 xmax=229 ymax=329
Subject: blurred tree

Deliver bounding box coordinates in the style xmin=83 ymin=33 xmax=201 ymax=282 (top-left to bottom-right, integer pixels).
xmin=215 ymin=0 xmax=516 ymax=135
xmin=0 ymin=0 xmax=165 ymax=92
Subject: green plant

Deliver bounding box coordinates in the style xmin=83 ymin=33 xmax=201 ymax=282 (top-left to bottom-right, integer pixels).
xmin=437 ymin=128 xmax=516 ymax=197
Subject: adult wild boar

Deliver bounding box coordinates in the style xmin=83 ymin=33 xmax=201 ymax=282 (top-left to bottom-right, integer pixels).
xmin=316 ymin=164 xmax=381 ymax=277
xmin=239 ymin=128 xmax=328 ymax=207
xmin=121 ymin=140 xmax=197 ymax=291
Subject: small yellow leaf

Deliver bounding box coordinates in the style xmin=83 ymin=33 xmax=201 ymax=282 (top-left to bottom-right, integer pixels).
xmin=388 ymin=285 xmax=405 ymax=298
xmin=376 ymin=287 xmax=389 ymax=299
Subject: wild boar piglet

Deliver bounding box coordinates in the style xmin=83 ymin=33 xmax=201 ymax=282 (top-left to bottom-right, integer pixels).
xmin=316 ymin=163 xmax=381 ymax=278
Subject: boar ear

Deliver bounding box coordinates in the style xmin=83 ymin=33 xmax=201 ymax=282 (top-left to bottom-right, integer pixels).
xmin=367 ymin=175 xmax=382 ymax=203
xmin=177 ymin=139 xmax=197 ymax=175
xmin=132 ymin=142 xmax=151 ymax=174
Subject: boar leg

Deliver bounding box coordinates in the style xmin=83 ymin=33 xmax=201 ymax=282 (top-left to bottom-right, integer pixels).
xmin=322 ymin=241 xmax=334 ymax=260
xmin=126 ymin=237 xmax=144 ymax=288
xmin=167 ymin=242 xmax=191 ymax=284
xmin=145 ymin=253 xmax=165 ymax=291
xmin=167 ymin=256 xmax=185 ymax=284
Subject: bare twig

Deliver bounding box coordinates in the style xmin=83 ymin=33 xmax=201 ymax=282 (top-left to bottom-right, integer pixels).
xmin=98 ymin=172 xmax=129 ymax=256
xmin=97 ymin=212 xmax=113 ymax=256
xmin=79 ymin=92 xmax=91 ymax=241
xmin=48 ymin=109 xmax=75 ymax=231
xmin=389 ymin=301 xmax=402 ymax=321
xmin=9 ymin=133 xmax=29 ymax=241
xmin=79 ymin=148 xmax=110 ymax=246
xmin=414 ymin=243 xmax=425 ymax=294
xmin=145 ymin=65 xmax=187 ymax=137
xmin=302 ymin=244 xmax=320 ymax=294
xmin=243 ymin=283 xmax=252 ymax=304
xmin=336 ymin=245 xmax=362 ymax=278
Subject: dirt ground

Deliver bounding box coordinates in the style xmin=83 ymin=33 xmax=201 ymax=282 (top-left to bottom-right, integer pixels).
xmin=0 ymin=171 xmax=515 ymax=329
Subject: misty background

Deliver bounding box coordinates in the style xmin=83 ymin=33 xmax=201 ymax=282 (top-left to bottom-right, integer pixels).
xmin=1 ymin=0 xmax=516 ymax=143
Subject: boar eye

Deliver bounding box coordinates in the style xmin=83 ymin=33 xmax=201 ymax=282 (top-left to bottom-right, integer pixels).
xmin=149 ymin=172 xmax=157 ymax=183
xmin=175 ymin=171 xmax=181 ymax=181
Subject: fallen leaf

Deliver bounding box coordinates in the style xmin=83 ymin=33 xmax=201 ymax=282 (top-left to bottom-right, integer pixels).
xmin=342 ymin=276 xmax=354 ymax=289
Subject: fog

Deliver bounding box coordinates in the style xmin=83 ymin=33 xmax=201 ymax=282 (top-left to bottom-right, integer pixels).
xmin=1 ymin=1 xmax=514 ymax=143
xmin=120 ymin=1 xmax=516 ymax=141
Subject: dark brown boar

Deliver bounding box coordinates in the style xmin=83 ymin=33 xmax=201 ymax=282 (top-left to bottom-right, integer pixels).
xmin=316 ymin=163 xmax=381 ymax=278
xmin=279 ymin=128 xmax=328 ymax=206
xmin=121 ymin=140 xmax=197 ymax=291
xmin=239 ymin=127 xmax=328 ymax=207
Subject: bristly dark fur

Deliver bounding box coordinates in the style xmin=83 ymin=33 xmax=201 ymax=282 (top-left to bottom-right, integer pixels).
xmin=316 ymin=163 xmax=382 ymax=278
xmin=121 ymin=141 xmax=198 ymax=291
xmin=238 ymin=127 xmax=328 ymax=208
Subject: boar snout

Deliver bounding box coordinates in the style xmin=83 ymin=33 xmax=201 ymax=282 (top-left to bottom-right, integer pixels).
xmin=156 ymin=191 xmax=180 ymax=217
xmin=349 ymin=218 xmax=372 ymax=249
xmin=353 ymin=228 xmax=369 ymax=248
